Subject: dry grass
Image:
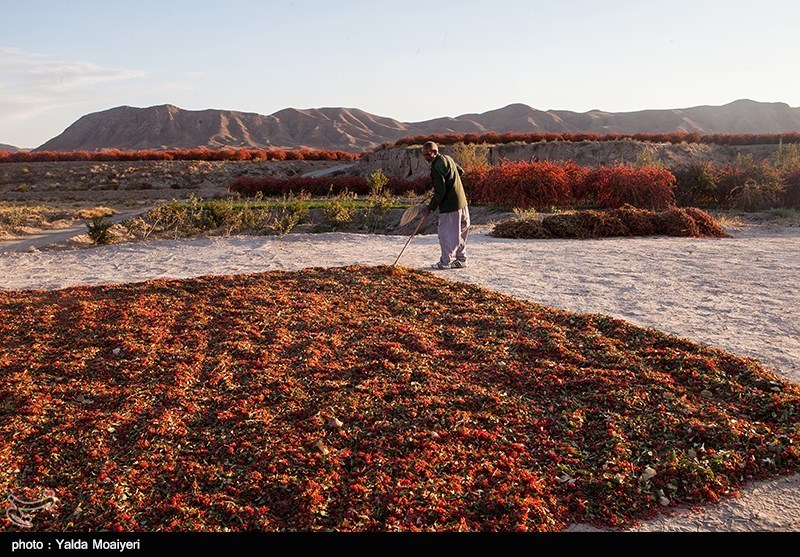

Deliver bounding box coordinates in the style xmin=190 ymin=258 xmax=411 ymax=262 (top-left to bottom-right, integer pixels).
xmin=766 ymin=208 xmax=800 ymax=226
xmin=0 ymin=203 xmax=119 ymax=239
xmin=0 ymin=203 xmax=69 ymax=237
xmin=76 ymin=206 xmax=116 ymax=220
xmin=709 ymin=208 xmax=800 ymax=228
xmin=707 ymin=210 xmax=748 ymax=228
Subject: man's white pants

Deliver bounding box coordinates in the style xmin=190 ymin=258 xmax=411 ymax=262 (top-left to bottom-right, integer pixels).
xmin=437 ymin=207 xmax=470 ymax=265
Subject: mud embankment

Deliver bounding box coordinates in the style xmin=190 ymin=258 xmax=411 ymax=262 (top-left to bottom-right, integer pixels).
xmin=358 ymin=140 xmax=783 ymax=179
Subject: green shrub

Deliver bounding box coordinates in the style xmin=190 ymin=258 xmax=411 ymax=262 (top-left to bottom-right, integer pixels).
xmin=203 ymin=197 xmax=237 ymax=229
xmin=358 ymin=170 xmax=397 ymax=232
xmin=672 ymin=161 xmax=719 ymax=207
xmin=770 ymin=141 xmax=800 ymax=174
xmin=272 ymin=192 xmax=310 ymax=235
xmin=323 ymin=202 xmax=354 ymax=227
xmin=782 ymin=169 xmax=800 ymax=208
xmin=366 ymin=169 xmax=389 ymax=197
xmin=716 ymin=156 xmax=782 ymax=208
xmin=359 ymin=196 xmax=394 ymax=232
xmin=633 ymin=147 xmax=666 ymax=170
xmin=452 ymin=142 xmax=490 ymax=173
xmin=132 ymin=197 xmax=202 ymax=239
xmin=86 ymin=216 xmax=115 ymax=245
xmin=322 ymin=190 xmax=356 ymax=228
xmin=727 ymin=180 xmax=782 ymax=212
xmin=0 ymin=204 xmax=27 ymax=229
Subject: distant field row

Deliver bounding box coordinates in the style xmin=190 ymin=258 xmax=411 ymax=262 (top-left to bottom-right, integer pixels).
xmin=0 ymin=148 xmax=359 ymax=164
xmin=4 ymin=131 xmax=800 ymax=164
xmin=386 ymin=131 xmax=800 ymax=149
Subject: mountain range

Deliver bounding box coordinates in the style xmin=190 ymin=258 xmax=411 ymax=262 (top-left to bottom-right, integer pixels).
xmin=17 ymin=99 xmax=800 ymax=153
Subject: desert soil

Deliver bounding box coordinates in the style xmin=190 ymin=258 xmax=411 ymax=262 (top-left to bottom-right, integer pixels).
xmin=0 ymin=159 xmax=345 ymax=207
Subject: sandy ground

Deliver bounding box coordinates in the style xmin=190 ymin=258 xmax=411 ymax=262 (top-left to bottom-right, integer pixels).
xmin=1 ymin=222 xmax=799 ymax=532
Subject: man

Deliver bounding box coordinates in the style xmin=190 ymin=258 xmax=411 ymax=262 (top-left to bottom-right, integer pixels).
xmin=420 ymin=141 xmax=471 ymax=270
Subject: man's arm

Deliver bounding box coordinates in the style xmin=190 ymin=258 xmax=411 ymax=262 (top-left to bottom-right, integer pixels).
xmin=427 ymin=167 xmax=446 ymax=211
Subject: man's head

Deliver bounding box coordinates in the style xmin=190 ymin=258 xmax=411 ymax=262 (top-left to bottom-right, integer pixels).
xmin=421 ymin=141 xmax=438 ymax=162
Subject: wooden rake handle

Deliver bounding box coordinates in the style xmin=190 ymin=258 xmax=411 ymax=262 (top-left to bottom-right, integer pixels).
xmin=392 ymin=215 xmax=426 ymax=267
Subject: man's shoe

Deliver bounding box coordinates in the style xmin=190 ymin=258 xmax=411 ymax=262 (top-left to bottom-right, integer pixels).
xmin=431 ymin=262 xmax=450 ymax=270
xmin=451 ymin=260 xmax=467 ymax=269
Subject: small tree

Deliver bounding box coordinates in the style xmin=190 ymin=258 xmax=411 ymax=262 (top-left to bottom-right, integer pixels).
xmin=322 ymin=189 xmax=357 ymax=229
xmin=452 ymin=142 xmax=490 ymax=173
xmin=366 ymin=169 xmax=390 ymax=197
xmin=633 ymin=146 xmax=666 ymax=170
xmin=361 ymin=169 xmax=394 ymax=232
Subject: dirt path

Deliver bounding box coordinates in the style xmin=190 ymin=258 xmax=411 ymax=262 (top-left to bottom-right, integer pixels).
xmin=301 ymin=162 xmax=358 ymax=177
xmin=0 ymin=208 xmax=151 ymax=252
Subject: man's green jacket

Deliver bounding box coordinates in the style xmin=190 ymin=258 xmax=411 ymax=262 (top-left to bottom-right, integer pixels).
xmin=428 ymin=154 xmax=468 ymax=214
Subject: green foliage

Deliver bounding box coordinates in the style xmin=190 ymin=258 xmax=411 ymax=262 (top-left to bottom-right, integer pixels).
xmin=672 ymin=161 xmax=720 ymax=207
xmin=322 ymin=190 xmax=357 ymax=228
xmin=633 ymin=147 xmax=666 ymax=170
xmin=512 ymin=207 xmax=538 ymax=219
xmin=133 ymin=199 xmax=189 ymax=239
xmin=0 ymin=204 xmax=27 ymax=229
xmin=223 ymin=191 xmax=271 ymax=235
xmin=360 ymin=169 xmax=396 ymax=232
xmin=452 ymin=142 xmax=490 ymax=173
xmin=271 ymin=192 xmax=310 ymax=235
xmin=1 ymin=204 xmax=115 ymax=237
xmin=125 ymin=192 xmax=310 ymax=240
xmin=716 ymin=156 xmax=783 ymax=210
xmin=770 ymin=140 xmax=800 ymax=174
xmin=767 ymin=207 xmax=800 ymax=223
xmin=727 ymin=181 xmax=782 ymax=212
xmin=86 ymin=216 xmax=115 ymax=245
xmin=366 ymin=169 xmax=389 ymax=197
xmin=453 ymin=143 xmax=491 ymax=199
xmin=203 ymin=196 xmax=238 ymax=229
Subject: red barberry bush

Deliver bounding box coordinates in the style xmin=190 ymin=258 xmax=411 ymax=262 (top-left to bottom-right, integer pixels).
xmin=583 ymin=164 xmax=676 ymax=210
xmin=471 ymin=160 xmax=574 ymax=210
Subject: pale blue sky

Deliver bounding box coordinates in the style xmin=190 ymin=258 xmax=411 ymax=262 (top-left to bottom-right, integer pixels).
xmin=1 ymin=0 xmax=798 ymax=147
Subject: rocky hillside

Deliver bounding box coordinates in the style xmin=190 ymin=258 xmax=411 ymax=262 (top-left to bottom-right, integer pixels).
xmin=0 ymin=144 xmax=19 ymax=152
xmin=36 ymin=105 xmax=413 ymax=154
xmin=34 ymin=99 xmax=800 ymax=154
